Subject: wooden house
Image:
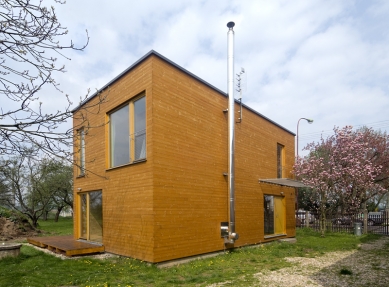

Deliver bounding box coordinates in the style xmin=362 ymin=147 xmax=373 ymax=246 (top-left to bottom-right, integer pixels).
xmin=72 ymin=50 xmax=300 ymax=263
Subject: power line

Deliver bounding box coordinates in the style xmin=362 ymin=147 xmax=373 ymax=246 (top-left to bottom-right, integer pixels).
xmin=298 ymin=120 xmax=389 ymax=142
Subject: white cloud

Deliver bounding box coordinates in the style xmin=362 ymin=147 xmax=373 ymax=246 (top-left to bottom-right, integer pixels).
xmin=3 ymin=0 xmax=388 ymax=154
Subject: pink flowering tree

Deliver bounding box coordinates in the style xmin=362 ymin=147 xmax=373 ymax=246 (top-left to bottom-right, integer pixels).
xmin=294 ymin=126 xmax=386 ymax=236
xmin=357 ymin=127 xmax=389 ymax=208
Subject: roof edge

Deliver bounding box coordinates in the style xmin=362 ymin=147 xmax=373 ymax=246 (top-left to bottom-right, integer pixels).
xmin=259 ymin=178 xmax=307 ymax=188
xmin=71 ymin=50 xmax=295 ymax=135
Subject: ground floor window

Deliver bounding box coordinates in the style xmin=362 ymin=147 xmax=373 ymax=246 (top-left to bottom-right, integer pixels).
xmin=264 ymin=195 xmax=285 ymax=236
xmin=80 ymin=190 xmax=103 ymax=243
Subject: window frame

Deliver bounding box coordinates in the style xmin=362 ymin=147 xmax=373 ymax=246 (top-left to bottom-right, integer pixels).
xmin=108 ymin=94 xmax=146 ymax=168
xmin=277 ymin=143 xmax=285 ymax=178
xmin=76 ymin=128 xmax=86 ymax=177
xmin=264 ymin=194 xmax=286 ymax=237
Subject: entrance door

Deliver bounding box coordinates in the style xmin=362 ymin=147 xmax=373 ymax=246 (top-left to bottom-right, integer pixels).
xmin=264 ymin=195 xmax=285 ymax=236
xmin=80 ymin=190 xmax=103 ymax=243
xmin=274 ymin=196 xmax=285 ymax=234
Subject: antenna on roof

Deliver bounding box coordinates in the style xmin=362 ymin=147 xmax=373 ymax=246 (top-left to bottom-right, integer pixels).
xmin=236 ymin=67 xmax=245 ymax=123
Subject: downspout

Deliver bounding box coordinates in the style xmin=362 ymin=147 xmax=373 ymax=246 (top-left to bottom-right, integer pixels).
xmin=226 ymin=21 xmax=239 ymax=244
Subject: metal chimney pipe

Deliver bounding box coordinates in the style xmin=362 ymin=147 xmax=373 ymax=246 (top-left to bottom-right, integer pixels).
xmin=227 ymin=21 xmax=238 ymax=243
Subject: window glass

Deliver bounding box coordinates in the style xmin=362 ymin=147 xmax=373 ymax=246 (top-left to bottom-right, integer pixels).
xmin=79 ymin=191 xmax=103 ymax=243
xmin=264 ymin=195 xmax=274 ymax=235
xmin=79 ymin=129 xmax=85 ymax=175
xmin=277 ymin=143 xmax=284 ymax=178
xmin=89 ymin=191 xmax=103 ymax=242
xmin=134 ymin=97 xmax=146 ymax=160
xmin=109 ymin=95 xmax=146 ymax=168
xmin=110 ymin=105 xmax=130 ymax=167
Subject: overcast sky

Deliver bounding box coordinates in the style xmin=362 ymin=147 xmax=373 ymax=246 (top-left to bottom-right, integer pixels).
xmin=44 ymin=0 xmax=389 ymax=154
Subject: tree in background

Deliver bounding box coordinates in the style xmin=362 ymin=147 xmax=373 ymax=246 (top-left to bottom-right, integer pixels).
xmin=294 ymin=126 xmax=387 ymax=236
xmin=43 ymin=160 xmax=73 ymax=221
xmin=357 ymin=127 xmax=389 ymax=210
xmin=0 ymin=152 xmax=72 ymax=227
xmin=0 ymin=0 xmax=106 ymax=160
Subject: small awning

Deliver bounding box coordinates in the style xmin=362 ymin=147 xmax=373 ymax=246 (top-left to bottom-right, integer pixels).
xmin=259 ymin=178 xmax=307 ymax=188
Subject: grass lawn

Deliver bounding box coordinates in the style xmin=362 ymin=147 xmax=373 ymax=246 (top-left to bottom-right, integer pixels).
xmin=0 ymin=220 xmax=384 ymax=287
xmin=36 ymin=217 xmax=74 ymax=236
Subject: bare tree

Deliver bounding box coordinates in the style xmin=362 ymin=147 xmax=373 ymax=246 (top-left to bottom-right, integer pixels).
xmin=0 ymin=150 xmax=57 ymax=227
xmin=45 ymin=159 xmax=73 ymax=221
xmin=0 ymin=0 xmax=106 ymax=159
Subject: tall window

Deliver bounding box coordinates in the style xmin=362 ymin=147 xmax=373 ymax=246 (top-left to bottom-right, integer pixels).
xmin=80 ymin=190 xmax=103 ymax=242
xmin=109 ymin=96 xmax=146 ymax=168
xmin=277 ymin=143 xmax=284 ymax=178
xmin=78 ymin=129 xmax=85 ymax=176
xmin=264 ymin=195 xmax=285 ymax=236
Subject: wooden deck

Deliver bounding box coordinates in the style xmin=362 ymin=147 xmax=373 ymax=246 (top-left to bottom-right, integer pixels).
xmin=27 ymin=235 xmax=105 ymax=257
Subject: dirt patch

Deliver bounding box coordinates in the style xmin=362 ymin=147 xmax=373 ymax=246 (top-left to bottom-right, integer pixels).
xmin=0 ymin=216 xmax=41 ymax=241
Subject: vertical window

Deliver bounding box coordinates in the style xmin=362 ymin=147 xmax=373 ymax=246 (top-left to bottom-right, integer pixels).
xmin=79 ymin=190 xmax=103 ymax=243
xmin=109 ymin=95 xmax=146 ymax=168
xmin=110 ymin=105 xmax=130 ymax=167
xmin=277 ymin=143 xmax=285 ymax=178
xmin=264 ymin=195 xmax=274 ymax=235
xmin=78 ymin=129 xmax=85 ymax=176
xmin=133 ymin=97 xmax=146 ymax=160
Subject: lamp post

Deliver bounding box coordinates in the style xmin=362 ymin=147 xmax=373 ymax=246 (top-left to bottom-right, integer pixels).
xmin=296 ymin=118 xmax=313 ymax=220
xmin=296 ymin=118 xmax=313 ymax=157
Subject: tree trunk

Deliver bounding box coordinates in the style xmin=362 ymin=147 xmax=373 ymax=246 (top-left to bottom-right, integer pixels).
xmin=42 ymin=210 xmax=48 ymax=221
xmin=54 ymin=206 xmax=63 ymax=222
xmin=320 ymin=202 xmax=326 ymax=237
xmin=31 ymin=216 xmax=39 ymax=228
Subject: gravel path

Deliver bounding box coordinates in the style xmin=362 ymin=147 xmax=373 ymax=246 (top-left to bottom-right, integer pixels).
xmin=253 ymin=236 xmax=389 ymax=287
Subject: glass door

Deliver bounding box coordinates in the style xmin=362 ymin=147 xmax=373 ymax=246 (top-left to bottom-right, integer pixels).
xmin=79 ymin=191 xmax=103 ymax=243
xmin=264 ymin=195 xmax=285 ymax=236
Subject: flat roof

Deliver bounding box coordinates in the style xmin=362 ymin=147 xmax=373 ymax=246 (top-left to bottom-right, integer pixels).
xmin=72 ymin=50 xmax=295 ymax=136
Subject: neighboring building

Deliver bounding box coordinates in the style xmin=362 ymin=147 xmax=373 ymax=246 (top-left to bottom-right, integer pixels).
xmin=72 ymin=50 xmax=298 ymax=263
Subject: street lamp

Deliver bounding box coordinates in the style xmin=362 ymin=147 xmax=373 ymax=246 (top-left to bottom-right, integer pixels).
xmin=296 ymin=118 xmax=313 ymax=157
xmin=296 ymin=117 xmax=313 ymax=219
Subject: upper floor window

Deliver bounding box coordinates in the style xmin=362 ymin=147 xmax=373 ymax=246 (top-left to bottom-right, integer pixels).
xmin=77 ymin=128 xmax=86 ymax=176
xmin=109 ymin=96 xmax=146 ymax=168
xmin=277 ymin=143 xmax=284 ymax=178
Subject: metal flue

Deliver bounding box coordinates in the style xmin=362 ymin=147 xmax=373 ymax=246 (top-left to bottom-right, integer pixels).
xmin=226 ymin=21 xmax=238 ymax=243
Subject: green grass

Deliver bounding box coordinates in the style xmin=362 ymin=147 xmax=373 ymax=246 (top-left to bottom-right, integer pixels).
xmin=0 ymin=224 xmax=384 ymax=287
xmin=36 ymin=217 xmax=74 ymax=236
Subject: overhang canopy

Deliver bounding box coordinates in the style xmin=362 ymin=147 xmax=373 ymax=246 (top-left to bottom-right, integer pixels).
xmin=259 ymin=178 xmax=307 ymax=188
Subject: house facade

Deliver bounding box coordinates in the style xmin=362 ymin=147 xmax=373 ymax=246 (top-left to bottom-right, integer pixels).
xmin=72 ymin=50 xmax=296 ymax=263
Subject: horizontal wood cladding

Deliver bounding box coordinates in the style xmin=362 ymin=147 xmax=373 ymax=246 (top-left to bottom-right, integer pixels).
xmin=150 ymin=56 xmax=296 ymax=262
xmin=73 ymin=57 xmax=155 ymax=262
xmin=73 ymin=54 xmax=296 ymax=263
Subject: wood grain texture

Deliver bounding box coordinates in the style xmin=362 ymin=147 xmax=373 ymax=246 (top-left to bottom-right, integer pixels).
xmin=73 ymin=54 xmax=296 ymax=263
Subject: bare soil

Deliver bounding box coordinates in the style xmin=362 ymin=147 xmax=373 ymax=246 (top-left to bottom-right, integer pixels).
xmin=0 ymin=216 xmax=41 ymax=241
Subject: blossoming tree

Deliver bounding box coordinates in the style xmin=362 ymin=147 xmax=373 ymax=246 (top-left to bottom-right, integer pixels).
xmin=294 ymin=126 xmax=386 ymax=236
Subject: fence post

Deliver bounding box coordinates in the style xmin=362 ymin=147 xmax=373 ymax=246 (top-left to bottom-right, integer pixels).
xmin=305 ymin=211 xmax=309 ymax=227
xmin=363 ymin=209 xmax=368 ymax=234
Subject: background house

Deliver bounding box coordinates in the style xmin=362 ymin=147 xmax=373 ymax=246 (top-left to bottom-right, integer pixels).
xmin=72 ymin=50 xmax=296 ymax=263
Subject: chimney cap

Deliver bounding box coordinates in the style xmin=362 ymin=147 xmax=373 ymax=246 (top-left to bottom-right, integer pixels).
xmin=227 ymin=21 xmax=235 ymax=29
